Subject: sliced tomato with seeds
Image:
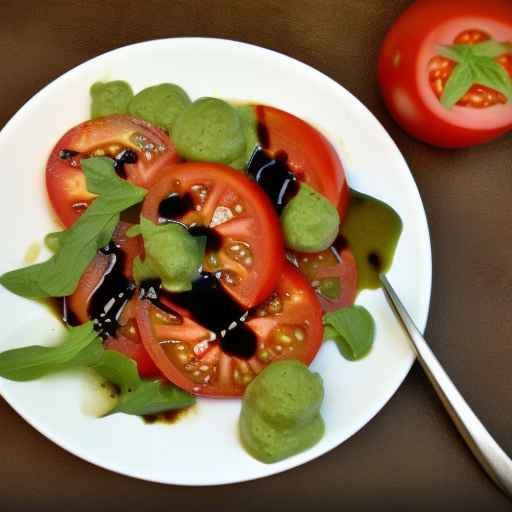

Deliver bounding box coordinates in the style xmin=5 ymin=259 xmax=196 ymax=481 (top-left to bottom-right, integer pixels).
xmin=255 ymin=105 xmax=350 ymax=218
xmin=291 ymin=246 xmax=358 ymax=312
xmin=104 ymin=332 xmax=160 ymax=378
xmin=135 ymin=263 xmax=323 ymax=397
xmin=141 ymin=162 xmax=284 ymax=309
xmin=46 ymin=115 xmax=179 ymax=227
xmin=65 ymin=222 xmax=158 ymax=377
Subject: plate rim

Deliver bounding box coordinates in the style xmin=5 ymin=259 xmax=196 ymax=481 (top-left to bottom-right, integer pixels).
xmin=0 ymin=36 xmax=432 ymax=486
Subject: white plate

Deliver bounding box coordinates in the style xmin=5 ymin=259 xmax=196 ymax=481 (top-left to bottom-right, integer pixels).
xmin=0 ymin=38 xmax=431 ymax=485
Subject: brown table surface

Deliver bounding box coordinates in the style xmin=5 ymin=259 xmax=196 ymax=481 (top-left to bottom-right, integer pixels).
xmin=1 ymin=0 xmax=511 ymax=510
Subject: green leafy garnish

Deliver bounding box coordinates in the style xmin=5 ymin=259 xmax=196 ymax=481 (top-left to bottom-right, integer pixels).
xmin=0 ymin=322 xmax=102 ymax=381
xmin=109 ymin=379 xmax=195 ymax=416
xmin=0 ymin=322 xmax=195 ymax=416
xmin=92 ymin=350 xmax=141 ymax=393
xmin=318 ymin=277 xmax=341 ymax=300
xmin=323 ymin=306 xmax=375 ymax=361
xmin=440 ymin=62 xmax=474 ymax=109
xmin=92 ymin=349 xmax=195 ymax=416
xmin=438 ymin=41 xmax=512 ymax=108
xmin=128 ymin=217 xmax=206 ymax=292
xmin=44 ymin=231 xmax=66 ymax=253
xmin=0 ymin=157 xmax=146 ymax=299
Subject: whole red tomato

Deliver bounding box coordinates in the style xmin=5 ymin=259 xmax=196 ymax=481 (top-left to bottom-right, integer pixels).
xmin=378 ymin=0 xmax=512 ymax=148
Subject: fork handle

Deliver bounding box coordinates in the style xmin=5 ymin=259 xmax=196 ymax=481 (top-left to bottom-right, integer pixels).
xmin=380 ymin=275 xmax=512 ymax=499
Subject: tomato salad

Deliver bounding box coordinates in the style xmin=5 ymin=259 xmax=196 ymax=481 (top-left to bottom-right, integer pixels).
xmin=0 ymin=80 xmax=401 ymax=463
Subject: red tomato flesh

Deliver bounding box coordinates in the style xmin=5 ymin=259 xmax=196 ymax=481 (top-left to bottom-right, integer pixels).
xmin=66 ymin=222 xmax=158 ymax=377
xmin=46 ymin=115 xmax=178 ymax=227
xmin=141 ymin=162 xmax=285 ymax=309
xmin=255 ymin=105 xmax=350 ymax=218
xmin=135 ymin=263 xmax=323 ymax=397
xmin=292 ymin=246 xmax=358 ymax=312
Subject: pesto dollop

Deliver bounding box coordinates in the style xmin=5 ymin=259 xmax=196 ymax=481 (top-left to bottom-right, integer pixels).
xmin=172 ymin=97 xmax=246 ymax=164
xmin=128 ymin=83 xmax=190 ymax=131
xmin=90 ymin=81 xmax=133 ymax=118
xmin=239 ymin=360 xmax=325 ymax=464
xmin=339 ymin=190 xmax=403 ymax=290
xmin=128 ymin=217 xmax=205 ymax=292
xmin=281 ymin=183 xmax=340 ymax=252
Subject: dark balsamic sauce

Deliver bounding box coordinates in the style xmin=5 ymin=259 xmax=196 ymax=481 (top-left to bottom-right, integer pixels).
xmin=48 ymin=297 xmax=80 ymax=327
xmin=145 ymin=273 xmax=257 ymax=360
xmin=143 ymin=404 xmax=195 ymax=425
xmin=247 ymin=148 xmax=299 ymax=213
xmin=256 ymin=122 xmax=270 ymax=148
xmin=113 ymin=149 xmax=138 ymax=178
xmin=334 ymin=234 xmax=348 ymax=252
xmin=87 ymin=242 xmax=136 ymax=338
xmin=169 ymin=273 xmax=244 ymax=333
xmin=59 ymin=149 xmax=79 ymax=160
xmin=188 ymin=225 xmax=222 ymax=252
xmin=158 ymin=193 xmax=195 ymax=220
xmin=367 ymin=252 xmax=382 ymax=271
xmin=220 ymin=323 xmax=257 ymax=359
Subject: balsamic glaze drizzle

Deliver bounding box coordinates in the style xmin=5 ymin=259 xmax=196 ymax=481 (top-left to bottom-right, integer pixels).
xmin=113 ymin=149 xmax=138 ymax=178
xmin=59 ymin=149 xmax=79 ymax=160
xmin=142 ymin=272 xmax=257 ymax=360
xmin=158 ymin=192 xmax=195 ymax=221
xmin=87 ymin=242 xmax=136 ymax=338
xmin=247 ymin=148 xmax=298 ymax=213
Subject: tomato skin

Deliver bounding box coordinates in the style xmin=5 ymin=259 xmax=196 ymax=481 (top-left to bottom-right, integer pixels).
xmin=135 ymin=263 xmax=324 ymax=397
xmin=46 ymin=115 xmax=179 ymax=227
xmin=378 ymin=0 xmax=512 ymax=148
xmin=292 ymin=247 xmax=358 ymax=312
xmin=66 ymin=222 xmax=157 ymax=377
xmin=104 ymin=336 xmax=160 ymax=378
xmin=255 ymin=105 xmax=350 ymax=218
xmin=142 ymin=162 xmax=284 ymax=309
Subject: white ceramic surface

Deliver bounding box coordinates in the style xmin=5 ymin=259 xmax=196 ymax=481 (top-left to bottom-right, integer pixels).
xmin=0 ymin=38 xmax=431 ymax=486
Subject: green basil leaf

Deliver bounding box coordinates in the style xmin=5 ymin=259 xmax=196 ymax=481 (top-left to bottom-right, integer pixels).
xmin=93 ymin=350 xmax=141 ymax=393
xmin=440 ymin=62 xmax=474 ymax=108
xmin=318 ymin=277 xmax=341 ymax=300
xmin=0 ymin=322 xmax=101 ymax=381
xmin=0 ymin=321 xmax=194 ymax=418
xmin=323 ymin=306 xmax=375 ymax=361
xmin=472 ymin=41 xmax=512 ymax=58
xmin=81 ymin=157 xmax=146 ymax=214
xmin=44 ymin=231 xmax=65 ymax=252
xmin=109 ymin=379 xmax=195 ymax=416
xmin=438 ymin=44 xmax=472 ymax=63
xmin=470 ymin=57 xmax=512 ymax=100
xmin=0 ymin=158 xmax=146 ymax=299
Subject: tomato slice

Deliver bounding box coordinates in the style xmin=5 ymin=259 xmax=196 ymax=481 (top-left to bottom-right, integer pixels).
xmin=291 ymin=246 xmax=358 ymax=312
xmin=141 ymin=162 xmax=284 ymax=308
xmin=104 ymin=333 xmax=160 ymax=378
xmin=255 ymin=105 xmax=350 ymax=218
xmin=46 ymin=115 xmax=179 ymax=227
xmin=135 ymin=263 xmax=323 ymax=397
xmin=66 ymin=222 xmax=159 ymax=377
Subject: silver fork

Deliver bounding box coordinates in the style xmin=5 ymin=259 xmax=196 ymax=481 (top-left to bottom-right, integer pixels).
xmin=380 ymin=274 xmax=512 ymax=499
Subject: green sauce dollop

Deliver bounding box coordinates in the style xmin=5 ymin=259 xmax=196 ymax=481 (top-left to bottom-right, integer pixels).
xmin=128 ymin=83 xmax=190 ymax=131
xmin=172 ymin=97 xmax=246 ymax=164
xmin=340 ymin=190 xmax=403 ymax=290
xmin=281 ymin=183 xmax=340 ymax=252
xmin=90 ymin=81 xmax=133 ymax=118
xmin=239 ymin=360 xmax=325 ymax=464
xmin=128 ymin=217 xmax=205 ymax=293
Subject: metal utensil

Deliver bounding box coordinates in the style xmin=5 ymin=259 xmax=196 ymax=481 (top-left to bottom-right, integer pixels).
xmin=380 ymin=274 xmax=512 ymax=499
